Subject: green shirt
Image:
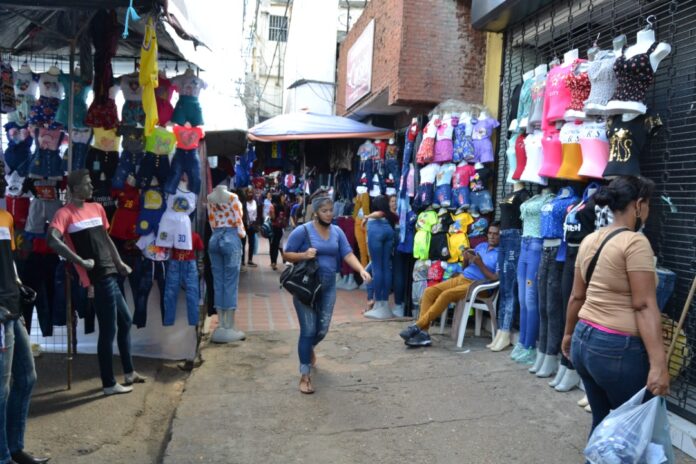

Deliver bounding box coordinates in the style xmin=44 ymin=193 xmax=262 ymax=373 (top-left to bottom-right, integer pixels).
xmin=520 ymin=193 xmax=555 ymax=238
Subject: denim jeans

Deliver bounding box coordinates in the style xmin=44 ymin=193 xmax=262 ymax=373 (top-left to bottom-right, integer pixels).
xmin=656 ymin=268 xmax=676 ymax=312
xmin=385 ymin=157 xmax=399 ymax=183
xmin=399 ymin=139 xmax=414 ymax=199
xmin=359 ymin=159 xmax=374 ymax=190
xmin=517 ymin=237 xmax=543 ymax=348
xmin=537 ymin=245 xmax=564 ymax=355
xmin=165 ymin=148 xmax=201 ymax=194
xmin=4 ymin=140 xmax=32 ymax=177
xmin=0 ymin=319 xmax=36 ymax=464
xmin=163 ymin=260 xmax=200 ymax=326
xmin=269 ymin=226 xmax=284 ymax=265
xmin=367 ymin=218 xmax=394 ymax=301
xmin=571 ymin=321 xmax=650 ymax=432
xmin=137 ymin=152 xmax=171 ymax=190
xmin=85 ymin=147 xmax=118 ymax=181
xmin=61 ymin=141 xmax=89 ymax=172
xmin=112 ymin=150 xmax=144 ymax=190
xmin=28 ymin=148 xmax=63 ymax=179
xmin=497 ymin=229 xmax=521 ymax=331
xmin=208 ymin=228 xmax=242 ymax=309
xmin=561 ymin=246 xmax=578 ymax=368
xmin=293 ymin=270 xmax=337 ymax=375
xmin=93 ymin=275 xmax=134 ymax=388
xmin=393 ymin=248 xmax=407 ymax=306
xmin=133 ymin=258 xmax=166 ymax=328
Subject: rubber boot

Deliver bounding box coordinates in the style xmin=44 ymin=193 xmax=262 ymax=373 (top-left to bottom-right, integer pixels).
xmin=343 ymin=274 xmax=358 ymax=290
xmin=211 ymin=309 xmax=235 ymax=343
xmin=364 ymin=301 xmax=393 ymax=320
xmin=528 ymin=352 xmax=546 ymax=373
xmin=554 ymin=368 xmax=581 ymax=392
xmin=549 ymin=365 xmax=567 ymax=388
xmin=391 ymin=303 xmax=405 ymax=318
xmin=491 ymin=330 xmax=511 ymax=352
xmin=228 ymin=310 xmax=247 ymax=341
xmin=486 ymin=331 xmax=501 ymax=349
xmin=536 ymin=354 xmax=559 ymax=378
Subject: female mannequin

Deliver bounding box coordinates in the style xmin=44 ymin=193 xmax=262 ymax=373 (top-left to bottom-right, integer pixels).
xmin=520 ymin=130 xmax=547 ymax=185
xmin=207 ymin=184 xmax=246 ymax=343
xmin=517 ymin=69 xmax=535 ymax=129
xmin=605 ymin=23 xmax=671 ymax=115
xmin=527 ymin=64 xmax=548 ymax=130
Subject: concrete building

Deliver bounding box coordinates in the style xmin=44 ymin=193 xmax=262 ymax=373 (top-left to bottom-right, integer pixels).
xmin=336 ymin=0 xmax=488 ymax=128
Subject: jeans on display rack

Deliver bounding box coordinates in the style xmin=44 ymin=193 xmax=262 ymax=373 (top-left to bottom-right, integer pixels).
xmin=571 ymin=321 xmax=650 ymax=431
xmin=208 ymin=227 xmax=242 ymax=310
xmin=517 ymin=237 xmax=543 ymax=348
xmin=366 ymin=218 xmax=394 ymax=301
xmin=133 ymin=258 xmax=167 ymax=328
xmin=61 ymin=141 xmax=90 ymax=171
xmin=385 ymin=157 xmax=399 ymax=184
xmin=537 ymin=245 xmax=564 ymax=355
xmin=293 ymin=270 xmax=337 ymax=375
xmin=560 ymin=245 xmax=578 ymax=368
xmin=112 ymin=150 xmax=144 ymax=190
xmin=93 ymin=275 xmax=134 ymax=388
xmin=163 ymin=260 xmax=200 ymax=326
xmin=497 ymin=229 xmax=521 ymax=331
xmin=165 ymin=148 xmax=201 ymax=194
xmin=0 ymin=319 xmax=36 ymax=464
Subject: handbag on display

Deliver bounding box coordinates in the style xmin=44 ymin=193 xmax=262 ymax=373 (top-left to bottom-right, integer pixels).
xmin=279 ymin=225 xmax=322 ymax=307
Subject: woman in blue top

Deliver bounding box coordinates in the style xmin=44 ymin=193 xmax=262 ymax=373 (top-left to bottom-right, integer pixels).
xmin=284 ymin=191 xmax=371 ymax=394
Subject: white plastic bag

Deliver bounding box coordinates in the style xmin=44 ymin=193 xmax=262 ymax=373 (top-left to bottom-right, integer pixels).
xmin=584 ymin=387 xmax=674 ymax=464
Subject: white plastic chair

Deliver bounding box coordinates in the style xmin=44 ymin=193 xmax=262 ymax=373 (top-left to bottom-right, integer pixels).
xmin=438 ymin=281 xmax=500 ymax=348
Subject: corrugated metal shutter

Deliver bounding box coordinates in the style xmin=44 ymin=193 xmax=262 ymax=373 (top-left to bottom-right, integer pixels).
xmin=495 ymin=0 xmax=696 ymax=421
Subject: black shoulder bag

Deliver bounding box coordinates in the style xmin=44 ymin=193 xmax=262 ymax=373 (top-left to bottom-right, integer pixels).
xmin=279 ymin=224 xmax=322 ymax=308
xmin=585 ymin=228 xmax=630 ymax=283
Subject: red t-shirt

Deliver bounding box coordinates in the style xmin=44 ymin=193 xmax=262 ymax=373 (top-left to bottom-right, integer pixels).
xmin=171 ymin=232 xmax=203 ymax=261
xmin=173 ymin=125 xmax=205 ymax=150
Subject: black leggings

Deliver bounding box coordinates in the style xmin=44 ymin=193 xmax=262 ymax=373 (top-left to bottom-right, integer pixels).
xmin=246 ymin=230 xmax=256 ymax=263
xmin=270 ymin=226 xmax=284 ymax=265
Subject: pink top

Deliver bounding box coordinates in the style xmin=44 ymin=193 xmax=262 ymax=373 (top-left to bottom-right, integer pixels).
xmin=452 ymin=163 xmax=476 ymax=188
xmin=538 ymin=130 xmax=562 ymax=178
xmin=578 ymin=120 xmax=609 ymax=179
xmin=542 ymin=60 xmax=586 ymax=127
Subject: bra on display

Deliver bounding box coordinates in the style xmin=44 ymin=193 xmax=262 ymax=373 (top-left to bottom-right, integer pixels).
xmin=538 ymin=129 xmax=562 ymax=178
xmin=611 ymin=42 xmax=659 ymax=104
xmin=578 ymin=119 xmax=609 ymax=179
xmin=603 ymin=112 xmax=662 ymax=178
xmin=556 ymin=122 xmax=583 ymax=180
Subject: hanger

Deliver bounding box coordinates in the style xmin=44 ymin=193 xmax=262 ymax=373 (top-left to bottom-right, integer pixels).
xmin=644 ymin=14 xmax=657 ymax=31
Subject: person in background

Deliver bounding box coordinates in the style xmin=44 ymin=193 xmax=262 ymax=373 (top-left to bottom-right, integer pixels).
xmin=263 ymin=191 xmax=272 ymax=220
xmin=244 ymin=186 xmax=261 ymax=267
xmin=290 ymin=194 xmax=305 ymax=228
xmin=268 ymin=193 xmax=288 ymax=271
xmin=0 ymin=160 xmax=50 ymax=464
xmin=399 ymin=222 xmax=500 ymax=347
xmin=361 ymin=195 xmax=399 ymax=320
xmin=284 ymin=190 xmax=371 ymax=394
xmin=562 ymin=176 xmax=669 ymax=434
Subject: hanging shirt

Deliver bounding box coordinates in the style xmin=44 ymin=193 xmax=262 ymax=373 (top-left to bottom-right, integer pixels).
xmin=452 ymin=163 xmax=476 ymax=189
xmin=357 ymin=141 xmax=378 ymax=161
xmin=140 ymin=17 xmax=159 ymax=135
xmin=70 ymin=127 xmax=93 ymax=145
xmin=171 ymin=74 xmax=208 ymax=97
xmin=145 ymin=127 xmax=177 ymax=155
xmin=603 ymin=113 xmax=662 ymax=177
xmin=118 ymin=126 xmax=145 ymax=153
xmin=171 ymin=232 xmax=204 ymax=260
xmin=92 ymin=127 xmax=120 ymax=152
xmin=119 ymin=74 xmax=142 ymax=101
xmin=14 ymin=70 xmax=38 ymax=97
xmin=38 ymin=72 xmax=64 ymax=99
xmin=36 ymin=127 xmax=65 ymax=151
xmin=469 ymin=166 xmax=492 ymax=192
xmin=136 ymin=232 xmax=171 ymax=261
xmin=520 ymin=192 xmax=555 ymax=238
xmin=419 ymin=163 xmax=440 ymax=184
xmin=173 ymin=125 xmax=205 ymax=150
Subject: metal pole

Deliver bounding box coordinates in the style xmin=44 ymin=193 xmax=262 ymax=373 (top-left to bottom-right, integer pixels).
xmin=65 ymin=39 xmax=76 ymax=390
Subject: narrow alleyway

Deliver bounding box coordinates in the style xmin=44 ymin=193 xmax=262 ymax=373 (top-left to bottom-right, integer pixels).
xmin=163 ymin=245 xmax=696 ymax=464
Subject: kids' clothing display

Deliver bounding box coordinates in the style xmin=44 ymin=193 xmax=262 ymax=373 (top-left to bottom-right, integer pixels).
xmin=416 ymin=118 xmax=437 ymax=164
xmin=29 ymin=72 xmax=64 ymax=128
xmin=9 ymin=70 xmax=38 ymax=126
xmin=155 ymin=74 xmax=175 ymax=126
xmin=434 ymin=163 xmax=455 ymax=207
xmin=3 ymin=122 xmax=32 ymax=176
xmin=433 ymin=116 xmax=454 ymax=163
xmin=29 ymin=127 xmax=64 ymax=179
xmin=452 ymin=117 xmax=475 ymax=162
xmin=110 ymin=184 xmax=141 ymax=240
xmin=171 ymin=74 xmax=207 ymax=126
xmin=156 ymin=189 xmax=197 ymax=250
xmin=55 ymin=74 xmax=90 ymax=128
xmin=471 ymin=117 xmax=500 ymax=163
xmin=164 ymin=232 xmax=203 ymax=326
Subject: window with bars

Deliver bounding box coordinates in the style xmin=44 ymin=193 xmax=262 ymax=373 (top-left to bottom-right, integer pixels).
xmin=494 ymin=0 xmax=696 ymax=422
xmin=268 ymin=15 xmax=288 ymax=42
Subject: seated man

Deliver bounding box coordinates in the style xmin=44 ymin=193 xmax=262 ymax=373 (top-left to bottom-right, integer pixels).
xmin=400 ymin=221 xmax=500 ymax=347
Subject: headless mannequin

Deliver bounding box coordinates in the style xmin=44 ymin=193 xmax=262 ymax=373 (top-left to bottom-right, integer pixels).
xmin=47 ymin=65 xmax=60 ymax=76
xmin=519 ymin=69 xmax=536 ymax=129
xmin=564 ymin=48 xmax=590 ymax=121
xmin=606 ymin=27 xmax=671 ymax=115
xmin=508 ymin=118 xmax=519 ymax=133
xmin=207 ymin=184 xmax=246 ymax=343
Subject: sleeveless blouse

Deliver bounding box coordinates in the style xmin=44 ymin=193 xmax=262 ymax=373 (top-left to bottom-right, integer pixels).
xmin=612 ymin=43 xmax=659 ymax=103
xmin=584 ymin=55 xmax=617 ymax=111
xmin=565 ymin=63 xmax=591 ymax=112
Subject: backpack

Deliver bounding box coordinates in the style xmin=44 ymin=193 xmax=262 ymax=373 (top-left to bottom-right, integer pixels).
xmin=279 ymin=225 xmax=322 ymax=307
xmin=260 ymin=217 xmax=273 ymax=239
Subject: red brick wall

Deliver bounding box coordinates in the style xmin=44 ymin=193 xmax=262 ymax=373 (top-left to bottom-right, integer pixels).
xmin=337 ymin=0 xmax=486 ymax=116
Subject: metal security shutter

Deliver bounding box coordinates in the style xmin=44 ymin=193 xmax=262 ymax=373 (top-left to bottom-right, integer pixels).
xmin=495 ymin=0 xmax=696 ymax=421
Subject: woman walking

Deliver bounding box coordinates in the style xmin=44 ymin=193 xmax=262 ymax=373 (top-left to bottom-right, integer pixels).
xmin=562 ymin=176 xmax=669 ymax=434
xmin=268 ymin=193 xmax=288 ymax=270
xmin=362 ymin=195 xmax=398 ymax=320
xmin=244 ymin=186 xmax=261 ymax=267
xmin=284 ymin=191 xmax=371 ymax=394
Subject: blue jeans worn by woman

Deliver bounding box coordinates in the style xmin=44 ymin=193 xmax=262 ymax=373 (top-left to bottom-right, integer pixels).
xmin=571 ymin=321 xmax=650 ymax=432
xmin=517 ymin=237 xmax=543 ymax=348
xmin=294 ymin=270 xmax=337 ymax=375
xmin=208 ymin=228 xmax=242 ymax=309
xmin=497 ymin=229 xmax=521 ymax=331
xmin=0 ymin=319 xmax=37 ymax=464
xmin=93 ymin=275 xmax=135 ymax=388
xmin=367 ymin=218 xmax=394 ymax=301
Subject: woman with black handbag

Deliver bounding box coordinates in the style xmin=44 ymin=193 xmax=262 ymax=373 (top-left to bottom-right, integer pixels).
xmin=283 ymin=191 xmax=371 ymax=394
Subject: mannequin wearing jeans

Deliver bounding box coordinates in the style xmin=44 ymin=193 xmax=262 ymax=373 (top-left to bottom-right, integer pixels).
xmin=511 ymin=191 xmax=555 ymax=365
xmin=363 ymin=195 xmax=397 ymax=320
xmin=207 ymin=185 xmax=246 ymax=343
xmin=0 ymin=165 xmax=49 ymax=464
xmin=490 ymin=183 xmax=529 ymax=351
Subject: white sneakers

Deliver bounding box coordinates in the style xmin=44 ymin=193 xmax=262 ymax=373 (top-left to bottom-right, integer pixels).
xmin=103 ymin=383 xmax=133 ymax=396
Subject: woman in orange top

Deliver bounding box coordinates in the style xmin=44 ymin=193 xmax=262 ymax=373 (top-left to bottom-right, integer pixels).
xmin=562 ymin=176 xmax=669 ymax=433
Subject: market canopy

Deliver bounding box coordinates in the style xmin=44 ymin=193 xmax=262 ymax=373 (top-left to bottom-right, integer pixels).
xmin=247 ymin=112 xmax=394 ymax=142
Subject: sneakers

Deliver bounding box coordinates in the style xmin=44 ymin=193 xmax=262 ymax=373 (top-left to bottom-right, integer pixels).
xmin=399 ymin=324 xmax=421 ymax=341
xmin=103 ymin=383 xmax=133 ymax=396
xmin=124 ymin=371 xmax=148 ymax=386
xmin=405 ymin=330 xmax=432 ymax=347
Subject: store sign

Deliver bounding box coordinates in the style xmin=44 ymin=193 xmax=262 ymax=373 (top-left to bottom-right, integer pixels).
xmin=346 ymin=19 xmax=374 ymax=109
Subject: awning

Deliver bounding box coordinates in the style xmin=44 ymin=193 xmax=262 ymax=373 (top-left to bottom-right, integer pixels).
xmin=248 ymin=111 xmax=394 ymax=142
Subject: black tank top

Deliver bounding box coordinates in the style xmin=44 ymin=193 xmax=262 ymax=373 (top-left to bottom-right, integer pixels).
xmin=499 ymin=189 xmax=530 ymax=230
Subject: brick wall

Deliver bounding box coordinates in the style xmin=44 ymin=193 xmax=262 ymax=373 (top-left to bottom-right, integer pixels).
xmin=337 ymin=0 xmax=487 ymax=116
